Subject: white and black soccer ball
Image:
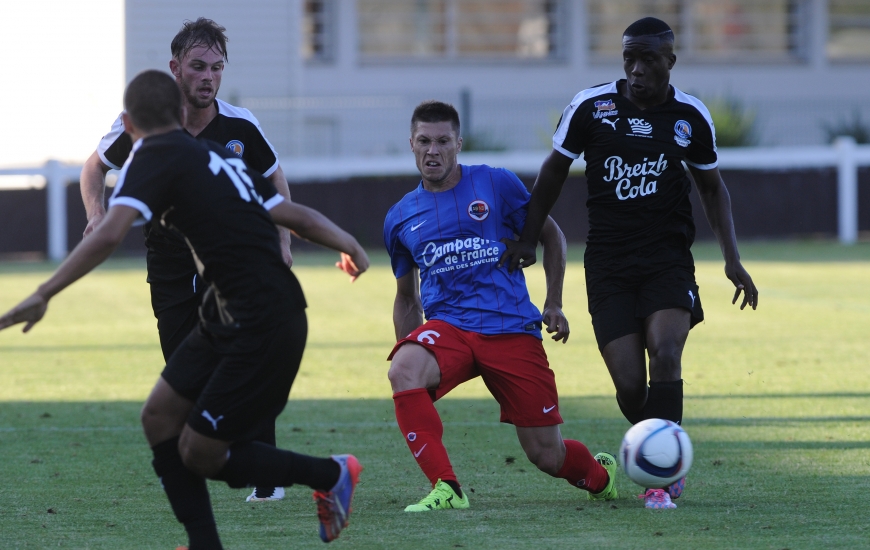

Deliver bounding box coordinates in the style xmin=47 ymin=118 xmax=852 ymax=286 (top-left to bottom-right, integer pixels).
xmin=619 ymin=418 xmax=693 ymax=488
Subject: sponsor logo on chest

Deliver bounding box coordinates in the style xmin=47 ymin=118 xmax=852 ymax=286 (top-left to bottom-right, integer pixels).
xmin=593 ymin=99 xmax=619 ymax=119
xmin=603 ymin=153 xmax=668 ymax=201
xmin=627 ymin=118 xmax=653 ymax=137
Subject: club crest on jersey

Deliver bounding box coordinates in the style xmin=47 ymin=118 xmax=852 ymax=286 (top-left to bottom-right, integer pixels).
xmin=467 ymin=200 xmax=490 ymax=221
xmin=225 ymin=140 xmax=244 ymax=157
xmin=674 ymin=120 xmax=692 ymax=148
xmin=593 ymin=99 xmax=618 ymax=119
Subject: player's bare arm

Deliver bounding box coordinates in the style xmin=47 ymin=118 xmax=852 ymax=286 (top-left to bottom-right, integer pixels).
xmin=268 ymin=199 xmax=369 ymax=280
xmin=500 ymin=150 xmax=573 ymax=272
xmin=267 ymin=165 xmax=294 ymax=267
xmin=0 ymin=205 xmax=139 ymax=333
xmin=392 ymin=269 xmax=423 ymax=341
xmin=80 ymin=151 xmax=113 ymax=237
xmin=689 ymin=165 xmax=758 ymax=310
xmin=539 ymin=216 xmax=569 ymax=343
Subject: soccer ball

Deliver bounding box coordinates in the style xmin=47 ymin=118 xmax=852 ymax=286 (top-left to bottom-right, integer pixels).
xmin=619 ymin=418 xmax=693 ymax=488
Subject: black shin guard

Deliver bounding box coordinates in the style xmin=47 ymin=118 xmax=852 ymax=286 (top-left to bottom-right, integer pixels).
xmin=213 ymin=441 xmax=340 ymax=492
xmin=151 ymin=437 xmax=222 ymax=550
xmin=616 ymin=391 xmax=646 ymax=424
xmin=641 ymin=379 xmax=684 ymax=424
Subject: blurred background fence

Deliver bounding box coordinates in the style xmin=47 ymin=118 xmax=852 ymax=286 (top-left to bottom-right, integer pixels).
xmin=2 ymin=139 xmax=869 ymax=261
xmin=240 ymin=93 xmax=870 ymax=159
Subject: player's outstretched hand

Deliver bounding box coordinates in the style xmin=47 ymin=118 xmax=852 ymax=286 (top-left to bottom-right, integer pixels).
xmin=726 ymin=261 xmax=758 ymax=310
xmin=335 ymin=249 xmax=370 ymax=283
xmin=542 ymin=305 xmax=569 ymax=343
xmin=499 ymin=238 xmax=537 ymax=273
xmin=0 ymin=293 xmax=49 ymax=333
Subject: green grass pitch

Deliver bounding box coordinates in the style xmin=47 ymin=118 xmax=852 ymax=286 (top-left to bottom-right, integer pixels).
xmin=0 ymin=242 xmax=869 ymax=549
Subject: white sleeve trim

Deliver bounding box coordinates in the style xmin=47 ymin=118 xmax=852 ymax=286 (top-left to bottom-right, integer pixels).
xmin=96 ymin=113 xmax=126 ymax=170
xmin=552 ymin=81 xmax=618 ymax=157
xmin=108 ymin=196 xmax=152 ymax=225
xmin=107 ymin=138 xmax=148 ymax=225
xmin=673 ymin=87 xmax=718 ymax=152
xmin=216 ymin=99 xmax=280 ymax=163
xmin=553 ymin=143 xmax=581 ymax=159
xmin=261 ymin=159 xmax=280 ymax=178
xmin=685 ymin=159 xmax=719 ymax=170
xmin=263 ymin=194 xmax=285 ymax=210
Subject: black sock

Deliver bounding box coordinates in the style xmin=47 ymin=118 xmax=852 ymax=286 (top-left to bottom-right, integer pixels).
xmin=151 ymin=437 xmax=222 ymax=550
xmin=444 ymin=480 xmax=463 ymax=498
xmin=616 ymin=391 xmax=645 ymax=425
xmin=213 ymin=441 xmax=340 ymax=492
xmin=253 ymin=425 xmax=279 ymax=495
xmin=642 ymin=379 xmax=684 ymax=424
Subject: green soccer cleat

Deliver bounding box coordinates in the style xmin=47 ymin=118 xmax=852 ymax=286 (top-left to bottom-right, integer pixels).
xmin=587 ymin=452 xmax=619 ymax=501
xmin=404 ymin=479 xmax=470 ymax=512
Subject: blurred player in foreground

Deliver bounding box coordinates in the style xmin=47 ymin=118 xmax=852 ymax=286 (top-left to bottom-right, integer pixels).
xmin=384 ymin=100 xmax=618 ymax=513
xmin=1 ymin=70 xmax=367 ymax=548
xmin=81 ymin=19 xmax=290 ymax=501
xmin=501 ymin=17 xmax=758 ymax=509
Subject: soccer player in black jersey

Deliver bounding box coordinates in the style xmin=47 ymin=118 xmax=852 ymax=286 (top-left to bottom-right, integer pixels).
xmin=1 ymin=70 xmax=367 ymax=547
xmin=501 ymin=17 xmax=758 ymax=509
xmin=80 ymin=18 xmax=290 ymax=502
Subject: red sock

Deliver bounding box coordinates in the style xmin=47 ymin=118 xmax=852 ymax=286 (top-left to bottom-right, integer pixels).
xmin=556 ymin=439 xmax=608 ymax=494
xmin=393 ymin=388 xmax=457 ymax=486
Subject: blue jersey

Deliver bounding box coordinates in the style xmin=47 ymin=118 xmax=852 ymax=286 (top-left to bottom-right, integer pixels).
xmin=384 ymin=164 xmax=543 ymax=338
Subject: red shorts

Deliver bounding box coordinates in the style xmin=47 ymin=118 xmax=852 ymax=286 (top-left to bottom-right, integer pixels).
xmin=388 ymin=320 xmax=563 ymax=427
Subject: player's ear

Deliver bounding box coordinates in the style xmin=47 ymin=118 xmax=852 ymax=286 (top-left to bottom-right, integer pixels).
xmin=121 ymin=111 xmax=134 ymax=135
xmin=169 ymin=58 xmax=181 ymax=78
xmin=457 ymin=136 xmax=463 ymax=153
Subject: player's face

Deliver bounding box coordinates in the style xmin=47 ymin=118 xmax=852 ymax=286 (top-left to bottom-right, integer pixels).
xmin=411 ymin=121 xmax=462 ymax=187
xmin=621 ymin=36 xmax=675 ymax=107
xmin=174 ymin=45 xmax=225 ymax=109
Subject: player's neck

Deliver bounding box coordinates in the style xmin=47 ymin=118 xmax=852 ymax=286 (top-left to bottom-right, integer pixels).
xmin=422 ymin=165 xmax=463 ymax=193
xmin=620 ymin=81 xmax=671 ymax=111
xmin=183 ymin=100 xmax=218 ymax=137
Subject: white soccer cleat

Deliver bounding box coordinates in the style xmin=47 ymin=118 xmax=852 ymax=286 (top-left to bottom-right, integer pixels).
xmin=246 ymin=486 xmax=285 ymax=502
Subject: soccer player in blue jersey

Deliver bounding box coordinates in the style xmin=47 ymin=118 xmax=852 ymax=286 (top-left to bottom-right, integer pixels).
xmin=501 ymin=17 xmax=758 ymax=509
xmin=384 ymin=101 xmax=618 ymax=512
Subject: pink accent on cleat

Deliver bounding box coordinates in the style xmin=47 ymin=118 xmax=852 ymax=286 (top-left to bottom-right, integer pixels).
xmin=639 ymin=488 xmax=676 ymax=509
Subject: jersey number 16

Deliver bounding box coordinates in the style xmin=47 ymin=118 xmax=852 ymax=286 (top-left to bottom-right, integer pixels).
xmin=208 ymin=151 xmax=264 ymax=205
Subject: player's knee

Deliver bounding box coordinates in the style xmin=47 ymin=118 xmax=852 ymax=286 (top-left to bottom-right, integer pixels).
xmin=648 ymin=342 xmax=682 ymax=376
xmin=388 ymin=359 xmax=436 ymax=392
xmin=178 ymin=440 xmax=223 ymax=478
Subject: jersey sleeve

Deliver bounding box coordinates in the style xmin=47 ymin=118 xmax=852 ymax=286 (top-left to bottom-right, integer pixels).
xmin=681 ymin=97 xmax=718 ymax=170
xmin=97 ymin=113 xmax=134 ymax=170
xmin=107 ymin=140 xmax=172 ymax=225
xmin=240 ymin=111 xmax=280 ymax=178
xmin=685 ymin=113 xmax=718 ymax=170
xmin=251 ymin=169 xmax=284 ymax=210
xmin=497 ymin=169 xmax=532 ymax=235
xmin=383 ymin=204 xmax=415 ymax=279
xmin=552 ymin=99 xmax=592 ymax=159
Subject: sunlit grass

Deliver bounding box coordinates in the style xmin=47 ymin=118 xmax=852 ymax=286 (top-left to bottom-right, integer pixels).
xmin=0 ymin=242 xmax=868 ymax=548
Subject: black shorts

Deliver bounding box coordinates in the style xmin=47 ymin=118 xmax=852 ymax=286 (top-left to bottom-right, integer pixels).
xmin=155 ymin=287 xmax=203 ymax=361
xmin=584 ymin=237 xmax=703 ymax=350
xmin=161 ymin=310 xmax=307 ymax=442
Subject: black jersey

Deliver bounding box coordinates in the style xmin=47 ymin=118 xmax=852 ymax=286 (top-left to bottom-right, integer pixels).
xmin=107 ymin=130 xmax=304 ymax=330
xmin=96 ymin=99 xmax=280 ymax=295
xmin=553 ymin=80 xmax=718 ymax=252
